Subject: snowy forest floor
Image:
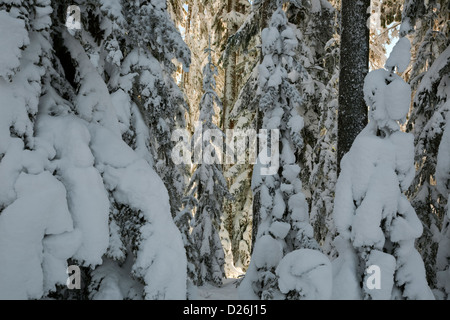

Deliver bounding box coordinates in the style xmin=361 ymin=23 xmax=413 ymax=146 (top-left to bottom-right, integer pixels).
xmin=195 ymin=278 xmax=240 ymax=300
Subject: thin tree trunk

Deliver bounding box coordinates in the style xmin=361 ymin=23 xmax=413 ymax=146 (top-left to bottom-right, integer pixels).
xmin=222 ymin=0 xmax=237 ymax=131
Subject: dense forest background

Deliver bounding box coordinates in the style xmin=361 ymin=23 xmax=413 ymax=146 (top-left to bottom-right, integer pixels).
xmin=0 ymin=0 xmax=448 ymax=300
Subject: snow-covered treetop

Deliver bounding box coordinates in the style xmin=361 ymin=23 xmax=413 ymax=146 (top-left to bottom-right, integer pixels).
xmin=363 ymin=38 xmax=412 ymax=135
xmin=199 ymin=43 xmax=222 ymax=129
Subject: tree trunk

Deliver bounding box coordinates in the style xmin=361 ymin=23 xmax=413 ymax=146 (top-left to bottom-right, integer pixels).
xmin=337 ymin=0 xmax=370 ymax=173
xmin=222 ymin=0 xmax=237 ymax=131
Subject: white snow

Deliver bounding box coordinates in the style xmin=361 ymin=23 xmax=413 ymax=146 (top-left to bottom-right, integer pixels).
xmin=363 ymin=250 xmax=396 ymax=300
xmin=434 ymin=57 xmax=450 ymax=298
xmin=253 ymin=235 xmax=284 ymax=270
xmin=395 ymin=240 xmax=435 ymax=299
xmin=196 ymin=278 xmax=240 ymax=300
xmin=385 ymin=77 xmax=412 ymax=121
xmin=89 ymin=123 xmax=187 ymax=299
xmin=89 ymin=257 xmax=144 ymax=300
xmin=0 ymin=10 xmax=30 ymax=80
xmin=331 ymin=237 xmax=362 ymax=299
xmin=332 ymin=41 xmax=434 ymax=299
xmin=364 ymin=69 xmax=411 ymax=128
xmin=0 ymin=0 xmax=445 ymax=302
xmin=269 ymin=221 xmax=291 ymax=239
xmin=63 ymin=30 xmax=121 ymax=136
xmin=436 ymin=204 xmax=450 ymax=297
xmin=276 ymin=249 xmax=332 ymax=300
xmin=36 ymin=114 xmax=110 ymax=267
xmin=436 ymin=90 xmax=450 ymax=196
xmin=0 ymin=172 xmax=75 ymax=299
xmin=385 ymin=37 xmax=411 ymax=73
xmin=414 ymin=45 xmax=450 ymax=106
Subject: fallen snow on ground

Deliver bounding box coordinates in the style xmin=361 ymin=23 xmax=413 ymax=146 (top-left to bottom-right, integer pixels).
xmin=196 ymin=278 xmax=241 ymax=300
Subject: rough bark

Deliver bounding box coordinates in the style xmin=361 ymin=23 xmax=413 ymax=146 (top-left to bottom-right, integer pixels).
xmin=337 ymin=0 xmax=370 ymax=173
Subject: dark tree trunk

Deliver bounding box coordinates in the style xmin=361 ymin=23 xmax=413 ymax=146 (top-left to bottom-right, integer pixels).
xmin=337 ymin=0 xmax=370 ymax=173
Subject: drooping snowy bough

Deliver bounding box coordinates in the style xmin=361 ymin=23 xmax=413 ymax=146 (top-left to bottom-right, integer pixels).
xmin=0 ymin=0 xmax=189 ymax=300
xmin=239 ymin=6 xmax=331 ymax=300
xmin=332 ymin=38 xmax=434 ymax=300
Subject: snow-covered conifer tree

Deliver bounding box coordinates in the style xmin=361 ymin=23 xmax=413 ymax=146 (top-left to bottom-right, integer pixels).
xmin=120 ymin=0 xmax=191 ymax=219
xmin=332 ymin=38 xmax=434 ymax=300
xmin=239 ymin=6 xmax=329 ymax=300
xmin=436 ymin=118 xmax=450 ymax=299
xmin=216 ymin=0 xmax=255 ymax=276
xmin=174 ymin=193 xmax=200 ymax=297
xmin=0 ymin=0 xmax=82 ymax=299
xmin=309 ymin=39 xmax=339 ymax=257
xmin=286 ymin=0 xmax=335 ymax=202
xmin=220 ymin=0 xmax=262 ymax=269
xmin=0 ymin=0 xmax=190 ymax=300
xmin=187 ymin=45 xmax=230 ymax=287
xmin=401 ymin=0 xmax=449 ymax=287
xmin=305 ymin=2 xmax=340 ymax=257
xmin=432 ymin=45 xmax=450 ymax=299
xmin=223 ymin=0 xmax=337 ymax=261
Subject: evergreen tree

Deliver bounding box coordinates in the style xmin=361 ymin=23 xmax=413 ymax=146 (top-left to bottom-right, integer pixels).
xmin=286 ymin=0 xmax=335 ymax=203
xmin=239 ymin=7 xmax=323 ymax=300
xmin=309 ymin=34 xmax=339 ymax=256
xmin=223 ymin=0 xmax=337 ymax=258
xmin=332 ymin=38 xmax=434 ymax=300
xmin=225 ymin=77 xmax=259 ymax=271
xmin=174 ymin=191 xmax=200 ymax=297
xmin=216 ymin=0 xmax=253 ymax=276
xmin=401 ymin=0 xmax=449 ymax=288
xmin=285 ymin=0 xmax=338 ymax=255
xmin=436 ymin=114 xmax=450 ymax=298
xmin=187 ymin=45 xmax=231 ymax=287
xmin=0 ymin=0 xmax=80 ymax=299
xmin=0 ymin=0 xmax=190 ymax=300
